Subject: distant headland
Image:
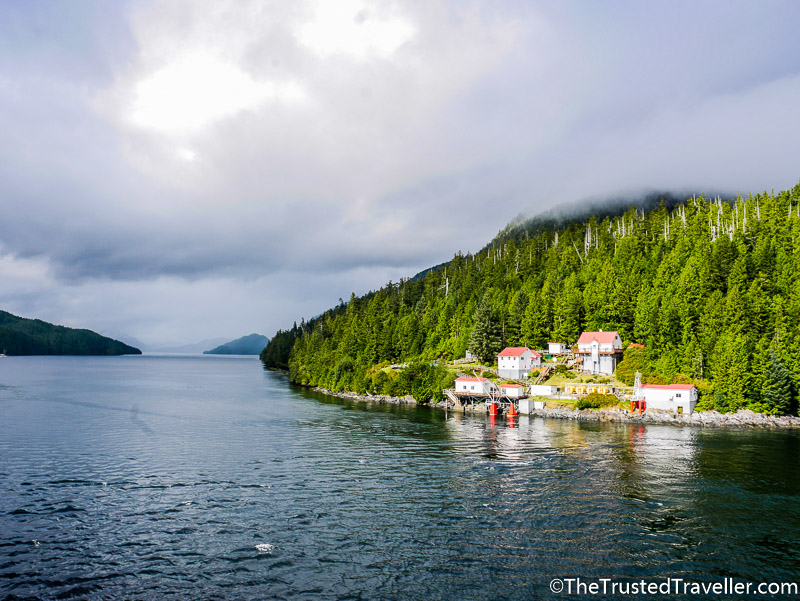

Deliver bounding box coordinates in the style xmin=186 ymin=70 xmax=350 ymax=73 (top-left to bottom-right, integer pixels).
xmin=0 ymin=310 xmax=141 ymax=356
xmin=204 ymin=333 xmax=270 ymax=355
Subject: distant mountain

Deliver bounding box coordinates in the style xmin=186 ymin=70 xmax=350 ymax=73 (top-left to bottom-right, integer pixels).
xmin=0 ymin=310 xmax=141 ymax=356
xmin=152 ymin=338 xmax=228 ymax=354
xmin=204 ymin=334 xmax=270 ymax=355
xmin=101 ymin=331 xmax=150 ymax=351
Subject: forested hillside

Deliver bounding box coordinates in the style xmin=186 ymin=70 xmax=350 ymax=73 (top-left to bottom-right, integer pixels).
xmin=0 ymin=311 xmax=141 ymax=356
xmin=262 ymin=184 xmax=800 ymax=414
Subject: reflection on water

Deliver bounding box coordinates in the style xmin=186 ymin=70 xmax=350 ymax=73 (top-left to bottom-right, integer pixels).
xmin=1 ymin=355 xmax=799 ymax=600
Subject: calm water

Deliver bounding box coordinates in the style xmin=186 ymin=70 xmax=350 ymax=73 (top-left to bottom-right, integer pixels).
xmin=1 ymin=355 xmax=799 ymax=600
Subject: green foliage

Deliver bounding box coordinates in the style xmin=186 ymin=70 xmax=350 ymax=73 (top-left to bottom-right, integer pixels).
xmin=754 ymin=350 xmax=795 ymax=415
xmin=397 ymin=362 xmax=452 ymax=404
xmin=261 ymin=185 xmax=800 ymax=415
xmin=371 ymin=369 xmax=401 ymax=396
xmin=0 ymin=310 xmax=141 ymax=356
xmin=468 ymin=295 xmax=502 ymax=363
xmin=576 ymin=393 xmax=619 ymax=409
xmin=615 ymin=347 xmax=650 ymax=386
xmin=260 ymin=323 xmax=301 ymax=369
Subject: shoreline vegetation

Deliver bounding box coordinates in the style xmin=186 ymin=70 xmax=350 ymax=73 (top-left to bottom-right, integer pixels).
xmin=307 ymin=383 xmax=800 ymax=429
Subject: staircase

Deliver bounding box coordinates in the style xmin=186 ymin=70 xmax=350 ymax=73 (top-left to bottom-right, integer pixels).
xmin=534 ymin=364 xmax=553 ymax=385
xmin=443 ymin=389 xmax=462 ymax=408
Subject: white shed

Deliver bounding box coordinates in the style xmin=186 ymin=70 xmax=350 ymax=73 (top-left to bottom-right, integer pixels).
xmin=548 ymin=342 xmax=569 ymax=355
xmin=530 ymin=384 xmax=558 ymax=397
xmin=500 ymin=383 xmax=526 ymax=398
xmin=519 ymin=398 xmax=547 ymax=413
xmin=641 ymin=384 xmax=699 ymax=414
xmin=455 ymin=377 xmax=498 ymax=396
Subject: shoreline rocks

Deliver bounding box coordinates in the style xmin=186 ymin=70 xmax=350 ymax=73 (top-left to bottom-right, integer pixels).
xmin=518 ymin=406 xmax=800 ymax=428
xmin=310 ymin=387 xmax=418 ymax=405
xmin=307 ymin=384 xmax=800 ymax=429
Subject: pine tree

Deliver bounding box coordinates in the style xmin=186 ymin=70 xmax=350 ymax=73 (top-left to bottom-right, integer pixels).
xmin=521 ymin=289 xmax=550 ymax=348
xmin=469 ymin=296 xmax=502 ymax=363
xmin=761 ymin=350 xmax=794 ymax=415
xmin=506 ymin=289 xmax=528 ymax=346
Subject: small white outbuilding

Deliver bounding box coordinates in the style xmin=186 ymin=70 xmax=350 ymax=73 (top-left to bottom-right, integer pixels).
xmin=519 ymin=398 xmax=547 ymax=413
xmin=455 ymin=377 xmax=498 ymax=396
xmin=641 ymin=384 xmax=699 ymax=414
xmin=530 ymin=384 xmax=559 ymax=396
xmin=500 ymin=383 xmax=526 ymax=398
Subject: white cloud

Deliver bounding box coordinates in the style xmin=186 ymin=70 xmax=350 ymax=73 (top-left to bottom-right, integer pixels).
xmin=298 ymin=0 xmax=416 ymax=59
xmin=129 ymin=52 xmax=307 ymax=134
xmin=95 ymin=0 xmax=519 ymax=198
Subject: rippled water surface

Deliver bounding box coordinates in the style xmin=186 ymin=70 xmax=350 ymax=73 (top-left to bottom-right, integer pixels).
xmin=2 ymin=355 xmax=800 ymax=600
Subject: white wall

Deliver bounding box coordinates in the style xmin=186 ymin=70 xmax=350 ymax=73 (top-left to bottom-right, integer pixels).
xmin=643 ymin=387 xmax=698 ymax=414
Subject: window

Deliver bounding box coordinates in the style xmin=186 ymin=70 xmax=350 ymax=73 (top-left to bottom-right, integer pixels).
xmin=471 ymin=385 xmax=474 ymax=391
xmin=676 ymin=393 xmax=682 ymax=398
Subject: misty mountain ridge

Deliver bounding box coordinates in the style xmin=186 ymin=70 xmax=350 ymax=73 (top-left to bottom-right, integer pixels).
xmin=491 ymin=189 xmax=735 ymax=248
xmin=152 ymin=338 xmax=229 ymax=354
xmin=410 ymin=190 xmax=734 ymax=282
xmin=204 ymin=334 xmax=270 ymax=356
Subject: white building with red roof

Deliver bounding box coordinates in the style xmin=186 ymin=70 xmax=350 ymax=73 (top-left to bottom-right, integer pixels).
xmin=499 ymin=383 xmax=526 ymax=398
xmin=641 ymin=384 xmax=699 ymax=414
xmin=576 ymin=330 xmax=623 ymax=375
xmin=455 ymin=376 xmax=499 ymax=396
xmin=497 ymin=346 xmax=541 ymax=379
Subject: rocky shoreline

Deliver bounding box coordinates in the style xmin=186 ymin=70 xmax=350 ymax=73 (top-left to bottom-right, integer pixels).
xmin=520 ymin=406 xmax=800 ymax=428
xmin=310 ymin=386 xmax=800 ymax=429
xmin=311 ymin=387 xmax=418 ymax=405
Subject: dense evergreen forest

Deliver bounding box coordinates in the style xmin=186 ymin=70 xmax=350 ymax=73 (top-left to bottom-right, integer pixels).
xmin=262 ymin=184 xmax=800 ymax=414
xmin=0 ymin=310 xmax=141 ymax=356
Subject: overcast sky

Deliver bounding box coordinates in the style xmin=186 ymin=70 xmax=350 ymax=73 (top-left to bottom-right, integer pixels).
xmin=1 ymin=0 xmax=799 ymax=348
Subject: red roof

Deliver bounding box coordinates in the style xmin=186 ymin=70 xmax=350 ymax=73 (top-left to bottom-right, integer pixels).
xmin=498 ymin=346 xmax=542 ymax=358
xmin=500 ymin=384 xmax=524 ymax=388
xmin=628 ymin=343 xmax=644 ymax=348
xmin=577 ymin=331 xmax=619 ymax=344
xmin=498 ymin=346 xmax=530 ymax=357
xmin=641 ymin=384 xmax=695 ymax=390
xmin=456 ymin=377 xmax=489 ymax=382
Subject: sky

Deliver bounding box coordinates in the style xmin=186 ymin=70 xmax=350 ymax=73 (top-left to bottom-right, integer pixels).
xmin=1 ymin=0 xmax=799 ymax=349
